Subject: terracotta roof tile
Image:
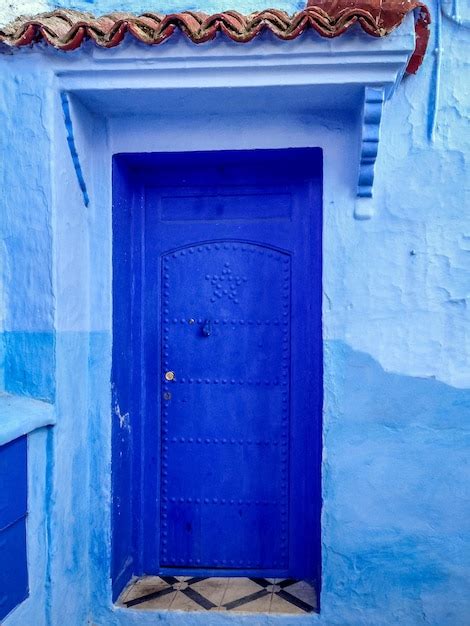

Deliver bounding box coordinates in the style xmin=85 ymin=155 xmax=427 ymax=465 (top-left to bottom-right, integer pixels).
xmin=0 ymin=1 xmax=430 ymax=73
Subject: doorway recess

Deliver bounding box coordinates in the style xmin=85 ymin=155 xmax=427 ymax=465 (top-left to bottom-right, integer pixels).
xmin=112 ymin=150 xmax=322 ymax=599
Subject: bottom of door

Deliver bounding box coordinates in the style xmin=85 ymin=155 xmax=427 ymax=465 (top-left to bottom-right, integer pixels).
xmin=158 ymin=567 xmax=291 ymax=579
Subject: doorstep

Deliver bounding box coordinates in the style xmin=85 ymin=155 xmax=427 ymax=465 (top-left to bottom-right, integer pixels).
xmin=118 ymin=576 xmax=317 ymax=614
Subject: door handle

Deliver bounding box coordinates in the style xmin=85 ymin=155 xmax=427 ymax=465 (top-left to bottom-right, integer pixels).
xmin=202 ymin=319 xmax=212 ymax=337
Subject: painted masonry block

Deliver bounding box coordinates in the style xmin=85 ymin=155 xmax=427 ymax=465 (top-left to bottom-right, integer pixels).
xmin=0 ymin=436 xmax=28 ymax=621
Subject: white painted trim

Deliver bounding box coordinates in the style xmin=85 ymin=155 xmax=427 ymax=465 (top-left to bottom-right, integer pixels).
xmin=0 ymin=393 xmax=55 ymax=446
xmin=54 ymin=16 xmax=415 ymax=215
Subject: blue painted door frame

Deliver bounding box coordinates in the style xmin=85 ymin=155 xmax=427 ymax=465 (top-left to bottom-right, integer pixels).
xmin=112 ymin=149 xmax=322 ymax=596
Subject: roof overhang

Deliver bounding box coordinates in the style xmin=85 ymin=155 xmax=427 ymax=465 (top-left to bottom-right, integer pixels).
xmin=1 ymin=2 xmax=430 ymax=219
xmin=1 ymin=1 xmax=430 ymax=73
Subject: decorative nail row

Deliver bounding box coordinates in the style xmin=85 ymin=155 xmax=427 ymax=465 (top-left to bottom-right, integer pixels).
xmin=159 ymin=555 xmax=269 ymax=568
xmin=163 ymin=497 xmax=279 ymax=505
xmin=168 ymin=318 xmax=283 ymax=325
xmin=172 ymin=378 xmax=285 ymax=386
xmin=164 ymin=243 xmax=291 ymax=260
xmin=165 ymin=437 xmax=281 ymax=445
xmin=280 ymin=294 xmax=289 ymax=564
xmin=161 ymin=280 xmax=171 ymax=521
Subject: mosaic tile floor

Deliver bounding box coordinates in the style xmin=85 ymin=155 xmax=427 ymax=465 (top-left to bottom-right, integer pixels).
xmin=119 ymin=576 xmax=317 ymax=614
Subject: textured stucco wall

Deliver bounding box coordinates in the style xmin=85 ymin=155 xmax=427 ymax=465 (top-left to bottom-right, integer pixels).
xmin=0 ymin=67 xmax=55 ymax=401
xmin=0 ymin=0 xmax=305 ymax=25
xmin=0 ymin=0 xmax=469 ymax=625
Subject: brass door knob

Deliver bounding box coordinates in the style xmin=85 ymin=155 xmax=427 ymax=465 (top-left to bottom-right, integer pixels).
xmin=165 ymin=371 xmax=175 ymax=381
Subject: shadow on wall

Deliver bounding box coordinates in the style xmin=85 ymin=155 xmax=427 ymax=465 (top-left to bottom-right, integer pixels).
xmin=322 ymin=341 xmax=470 ymax=624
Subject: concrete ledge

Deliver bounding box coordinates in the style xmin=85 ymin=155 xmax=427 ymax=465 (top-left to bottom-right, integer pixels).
xmin=0 ymin=393 xmax=55 ymax=446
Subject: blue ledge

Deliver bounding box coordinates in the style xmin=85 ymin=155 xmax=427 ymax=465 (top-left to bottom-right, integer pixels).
xmin=0 ymin=393 xmax=55 ymax=446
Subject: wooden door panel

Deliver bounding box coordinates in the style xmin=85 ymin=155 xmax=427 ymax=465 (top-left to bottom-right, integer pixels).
xmin=161 ymin=243 xmax=289 ymax=569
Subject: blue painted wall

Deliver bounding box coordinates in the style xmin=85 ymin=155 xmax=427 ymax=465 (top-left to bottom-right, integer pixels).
xmin=0 ymin=1 xmax=469 ymax=625
xmin=0 ymin=66 xmax=55 ymax=402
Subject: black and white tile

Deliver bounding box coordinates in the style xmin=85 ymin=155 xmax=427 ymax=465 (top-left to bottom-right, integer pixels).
xmin=119 ymin=576 xmax=317 ymax=614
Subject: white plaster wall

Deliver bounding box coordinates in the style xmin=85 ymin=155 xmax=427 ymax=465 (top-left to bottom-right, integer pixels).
xmin=0 ymin=0 xmax=48 ymax=26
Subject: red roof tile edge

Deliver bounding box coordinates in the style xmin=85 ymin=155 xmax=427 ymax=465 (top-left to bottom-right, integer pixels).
xmin=0 ymin=1 xmax=430 ymax=74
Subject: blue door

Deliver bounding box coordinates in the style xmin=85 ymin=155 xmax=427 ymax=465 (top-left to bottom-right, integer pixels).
xmin=112 ymin=148 xmax=322 ymax=585
xmin=161 ymin=242 xmax=293 ymax=572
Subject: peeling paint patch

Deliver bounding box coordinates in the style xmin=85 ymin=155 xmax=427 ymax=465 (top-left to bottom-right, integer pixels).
xmin=113 ymin=402 xmax=129 ymax=431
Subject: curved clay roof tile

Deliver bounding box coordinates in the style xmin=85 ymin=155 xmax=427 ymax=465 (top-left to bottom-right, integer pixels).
xmin=0 ymin=1 xmax=430 ymax=73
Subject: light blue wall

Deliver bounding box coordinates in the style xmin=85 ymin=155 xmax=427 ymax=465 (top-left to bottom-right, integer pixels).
xmin=0 ymin=0 xmax=469 ymax=625
xmin=2 ymin=0 xmax=304 ymax=19
xmin=0 ymin=67 xmax=55 ymax=401
xmin=51 ymin=0 xmax=304 ymax=11
xmin=0 ymin=0 xmax=304 ymax=25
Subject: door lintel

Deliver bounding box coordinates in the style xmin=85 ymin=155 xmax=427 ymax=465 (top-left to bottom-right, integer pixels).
xmin=52 ymin=12 xmax=416 ymax=219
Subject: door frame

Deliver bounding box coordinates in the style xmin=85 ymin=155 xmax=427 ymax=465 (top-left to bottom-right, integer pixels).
xmin=112 ymin=149 xmax=323 ymax=582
